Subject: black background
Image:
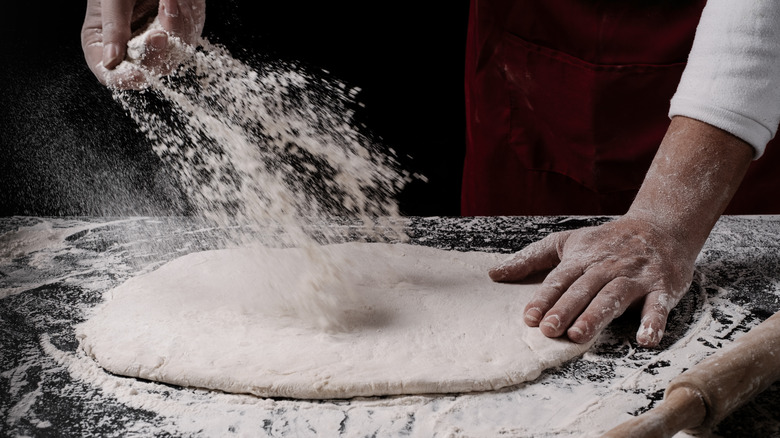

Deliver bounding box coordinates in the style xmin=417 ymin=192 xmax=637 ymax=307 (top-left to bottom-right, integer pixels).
xmin=0 ymin=1 xmax=469 ymax=216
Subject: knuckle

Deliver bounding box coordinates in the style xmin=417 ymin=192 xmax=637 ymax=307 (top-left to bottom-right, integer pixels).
xmin=650 ymin=292 xmax=677 ymax=316
xmin=102 ymin=20 xmax=120 ymax=33
xmin=537 ymin=282 xmax=566 ymax=301
xmin=565 ymin=287 xmax=592 ymax=302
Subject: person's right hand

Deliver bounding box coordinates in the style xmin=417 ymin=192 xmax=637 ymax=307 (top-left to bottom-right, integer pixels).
xmin=490 ymin=116 xmax=755 ymax=348
xmin=488 ymin=216 xmax=698 ymax=348
xmin=81 ymin=0 xmax=205 ymax=88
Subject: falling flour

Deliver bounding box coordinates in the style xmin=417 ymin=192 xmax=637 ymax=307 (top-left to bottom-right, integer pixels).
xmin=107 ymin=20 xmax=408 ymax=329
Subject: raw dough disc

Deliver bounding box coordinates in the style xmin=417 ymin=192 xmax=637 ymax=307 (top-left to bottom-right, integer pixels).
xmin=77 ymin=243 xmax=592 ymax=399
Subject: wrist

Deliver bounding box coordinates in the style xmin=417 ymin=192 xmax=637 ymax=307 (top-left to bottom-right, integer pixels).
xmin=625 ymin=116 xmax=753 ymax=253
xmin=618 ymin=212 xmax=704 ymax=262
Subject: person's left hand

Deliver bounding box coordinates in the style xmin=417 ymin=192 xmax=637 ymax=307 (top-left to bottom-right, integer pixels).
xmin=81 ymin=0 xmax=206 ymax=88
xmin=488 ymin=216 xmax=699 ymax=348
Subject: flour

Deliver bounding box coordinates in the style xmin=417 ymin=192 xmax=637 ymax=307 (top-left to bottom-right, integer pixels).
xmin=3 ymin=216 xmax=779 ymax=436
xmin=113 ymin=20 xmax=404 ymax=244
xmin=3 ymin=12 xmax=775 ymax=438
xmin=0 ymin=222 xmax=85 ymax=264
xmin=108 ymin=20 xmax=407 ymax=328
xmin=0 ymin=218 xmax=140 ymax=299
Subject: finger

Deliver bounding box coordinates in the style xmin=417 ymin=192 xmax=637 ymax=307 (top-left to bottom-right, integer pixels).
xmin=158 ymin=0 xmax=204 ymax=45
xmin=522 ymin=260 xmax=582 ymax=327
xmin=137 ymin=30 xmax=172 ymax=73
xmin=567 ymin=277 xmax=643 ymax=344
xmin=99 ymin=62 xmax=149 ymax=89
xmin=636 ymin=290 xmax=678 ymax=348
xmin=538 ymin=269 xmax=615 ymax=338
xmin=102 ymin=0 xmax=135 ymax=69
xmin=158 ymin=0 xmax=185 ymax=34
xmin=489 ymin=231 xmax=572 ymax=282
xmin=82 ymin=0 xmax=108 ymax=84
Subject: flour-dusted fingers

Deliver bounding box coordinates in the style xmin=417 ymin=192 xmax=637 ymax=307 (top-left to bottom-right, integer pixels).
xmin=512 ymin=215 xmax=699 ymax=344
xmin=100 ymin=30 xmax=169 ymax=90
xmin=81 ymin=0 xmax=201 ymax=87
xmin=81 ymin=0 xmax=152 ymax=87
xmin=522 ymin=260 xmax=584 ymax=327
xmin=537 ymin=269 xmax=615 ymax=338
xmin=488 ymin=230 xmax=573 ymax=282
xmin=157 ymin=0 xmax=206 ymax=45
xmin=567 ymin=277 xmax=643 ymax=344
xmin=636 ymin=289 xmax=681 ymax=347
xmin=100 ymin=61 xmax=148 ymax=88
xmin=100 ymin=0 xmax=136 ymax=69
xmin=122 ymin=0 xmax=205 ymax=85
xmin=135 ymin=30 xmax=171 ymax=72
xmin=83 ymin=0 xmax=149 ymax=90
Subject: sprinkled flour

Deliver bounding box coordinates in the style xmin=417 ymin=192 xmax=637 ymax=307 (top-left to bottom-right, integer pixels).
xmin=108 ymin=20 xmax=408 ymax=328
xmin=114 ymin=20 xmax=405 ymax=240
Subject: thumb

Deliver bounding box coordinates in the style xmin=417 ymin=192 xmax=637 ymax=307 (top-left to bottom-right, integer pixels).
xmin=101 ymin=0 xmax=135 ymax=69
xmin=488 ymin=231 xmax=572 ymax=282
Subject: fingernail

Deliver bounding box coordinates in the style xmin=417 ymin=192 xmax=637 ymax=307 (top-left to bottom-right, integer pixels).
xmin=103 ymin=43 xmax=121 ymax=68
xmin=541 ymin=314 xmax=560 ymax=331
xmin=569 ymin=325 xmax=584 ymax=338
xmin=525 ymin=308 xmax=542 ymax=324
xmin=148 ymin=32 xmax=168 ymax=51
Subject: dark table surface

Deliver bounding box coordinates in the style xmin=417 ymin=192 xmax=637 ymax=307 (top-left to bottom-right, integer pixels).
xmin=1 ymin=215 xmax=779 ymax=437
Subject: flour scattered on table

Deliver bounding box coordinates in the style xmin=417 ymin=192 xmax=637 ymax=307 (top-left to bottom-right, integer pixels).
xmin=3 ymin=216 xmax=778 ymax=436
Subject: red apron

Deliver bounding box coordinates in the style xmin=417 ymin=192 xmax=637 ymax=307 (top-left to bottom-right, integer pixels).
xmin=462 ymin=0 xmax=780 ymax=215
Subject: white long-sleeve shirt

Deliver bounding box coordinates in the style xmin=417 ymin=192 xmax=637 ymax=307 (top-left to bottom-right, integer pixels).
xmin=669 ymin=0 xmax=780 ymax=158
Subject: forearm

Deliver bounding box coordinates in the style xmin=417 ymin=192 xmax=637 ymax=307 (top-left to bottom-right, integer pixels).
xmin=626 ymin=116 xmax=754 ymax=256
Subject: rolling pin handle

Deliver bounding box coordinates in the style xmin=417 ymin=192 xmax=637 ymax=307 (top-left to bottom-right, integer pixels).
xmin=601 ymin=386 xmax=706 ymax=438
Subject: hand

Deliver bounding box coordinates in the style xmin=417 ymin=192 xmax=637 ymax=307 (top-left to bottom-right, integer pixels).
xmin=489 ymin=217 xmax=698 ymax=347
xmin=81 ymin=0 xmax=205 ymax=88
xmin=489 ymin=116 xmax=754 ymax=348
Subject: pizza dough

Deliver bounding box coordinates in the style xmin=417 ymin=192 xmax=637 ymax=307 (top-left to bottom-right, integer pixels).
xmin=77 ymin=243 xmax=593 ymax=399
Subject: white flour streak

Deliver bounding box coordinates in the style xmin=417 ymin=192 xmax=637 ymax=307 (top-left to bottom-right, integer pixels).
xmin=107 ymin=21 xmax=407 ymax=329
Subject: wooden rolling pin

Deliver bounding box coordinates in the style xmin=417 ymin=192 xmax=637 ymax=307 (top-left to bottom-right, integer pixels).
xmin=602 ymin=311 xmax=780 ymax=438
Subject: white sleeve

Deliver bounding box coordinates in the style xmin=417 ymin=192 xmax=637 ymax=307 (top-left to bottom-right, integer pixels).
xmin=669 ymin=0 xmax=780 ymax=158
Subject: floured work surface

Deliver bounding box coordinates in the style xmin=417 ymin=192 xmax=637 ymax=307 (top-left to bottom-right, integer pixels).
xmin=77 ymin=242 xmax=591 ymax=399
xmin=4 ymin=216 xmax=780 ymax=437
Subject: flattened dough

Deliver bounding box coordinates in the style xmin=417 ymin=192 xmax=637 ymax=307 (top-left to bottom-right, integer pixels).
xmin=77 ymin=243 xmax=592 ymax=399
